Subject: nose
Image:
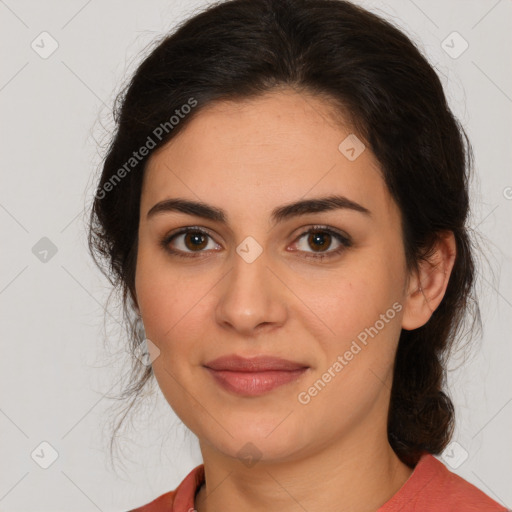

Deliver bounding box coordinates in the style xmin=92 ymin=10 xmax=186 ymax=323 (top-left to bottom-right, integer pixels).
xmin=215 ymin=249 xmax=288 ymax=337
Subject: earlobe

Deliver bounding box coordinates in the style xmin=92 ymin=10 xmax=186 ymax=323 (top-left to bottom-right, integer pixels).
xmin=401 ymin=231 xmax=457 ymax=331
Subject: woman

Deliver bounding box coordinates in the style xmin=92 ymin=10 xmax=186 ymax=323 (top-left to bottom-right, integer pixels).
xmin=88 ymin=0 xmax=507 ymax=510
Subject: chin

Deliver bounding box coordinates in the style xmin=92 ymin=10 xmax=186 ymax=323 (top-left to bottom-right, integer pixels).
xmin=197 ymin=417 xmax=309 ymax=465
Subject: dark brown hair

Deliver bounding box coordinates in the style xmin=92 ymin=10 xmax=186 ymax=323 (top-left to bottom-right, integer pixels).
xmin=88 ymin=0 xmax=481 ymax=468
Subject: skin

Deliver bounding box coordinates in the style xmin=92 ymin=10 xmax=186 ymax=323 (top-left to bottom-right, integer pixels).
xmin=134 ymin=89 xmax=456 ymax=512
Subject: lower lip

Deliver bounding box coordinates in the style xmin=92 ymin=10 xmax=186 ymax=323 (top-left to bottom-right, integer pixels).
xmin=205 ymin=368 xmax=308 ymax=396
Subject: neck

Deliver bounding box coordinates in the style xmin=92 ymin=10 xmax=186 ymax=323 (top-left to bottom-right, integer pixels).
xmin=194 ymin=425 xmax=414 ymax=512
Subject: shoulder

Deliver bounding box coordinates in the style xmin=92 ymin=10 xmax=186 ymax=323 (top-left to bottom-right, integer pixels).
xmin=126 ymin=490 xmax=177 ymax=512
xmin=379 ymin=453 xmax=508 ymax=512
xmin=126 ymin=464 xmax=205 ymax=512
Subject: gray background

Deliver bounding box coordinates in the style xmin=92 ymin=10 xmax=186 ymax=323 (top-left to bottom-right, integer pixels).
xmin=0 ymin=0 xmax=511 ymax=510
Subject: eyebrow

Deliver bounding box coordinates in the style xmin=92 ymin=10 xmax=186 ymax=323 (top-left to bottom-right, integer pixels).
xmin=146 ymin=194 xmax=372 ymax=224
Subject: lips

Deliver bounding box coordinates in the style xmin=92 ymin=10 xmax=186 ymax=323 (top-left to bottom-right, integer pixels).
xmin=204 ymin=354 xmax=308 ymax=372
xmin=203 ymin=355 xmax=309 ymax=396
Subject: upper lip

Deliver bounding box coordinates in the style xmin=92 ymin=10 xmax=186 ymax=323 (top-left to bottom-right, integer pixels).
xmin=204 ymin=355 xmax=309 ymax=372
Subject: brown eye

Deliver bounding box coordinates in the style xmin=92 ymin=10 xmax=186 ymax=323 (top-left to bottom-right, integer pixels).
xmin=307 ymin=231 xmax=332 ymax=252
xmin=183 ymin=231 xmax=209 ymax=251
xmin=162 ymin=228 xmax=220 ymax=258
xmin=291 ymin=226 xmax=352 ymax=260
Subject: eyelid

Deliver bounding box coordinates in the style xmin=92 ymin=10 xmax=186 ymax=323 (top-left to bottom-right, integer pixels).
xmin=291 ymin=224 xmax=351 ymax=244
xmin=166 ymin=225 xmax=215 ymax=239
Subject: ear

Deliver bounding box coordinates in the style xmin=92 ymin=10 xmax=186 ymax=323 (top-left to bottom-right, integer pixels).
xmin=401 ymin=231 xmax=457 ymax=331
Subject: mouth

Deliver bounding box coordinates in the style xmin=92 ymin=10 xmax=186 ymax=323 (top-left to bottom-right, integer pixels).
xmin=203 ymin=354 xmax=310 ymax=396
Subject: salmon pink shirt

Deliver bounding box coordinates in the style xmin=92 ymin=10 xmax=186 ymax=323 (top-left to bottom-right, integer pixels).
xmin=128 ymin=452 xmax=508 ymax=512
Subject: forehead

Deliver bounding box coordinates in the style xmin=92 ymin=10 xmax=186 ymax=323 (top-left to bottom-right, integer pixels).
xmin=142 ymin=90 xmax=397 ymax=223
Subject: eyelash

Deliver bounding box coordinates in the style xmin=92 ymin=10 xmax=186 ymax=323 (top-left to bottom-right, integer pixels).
xmin=160 ymin=225 xmax=352 ymax=261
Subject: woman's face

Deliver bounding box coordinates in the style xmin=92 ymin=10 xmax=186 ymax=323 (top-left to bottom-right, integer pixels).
xmin=135 ymin=90 xmax=413 ymax=463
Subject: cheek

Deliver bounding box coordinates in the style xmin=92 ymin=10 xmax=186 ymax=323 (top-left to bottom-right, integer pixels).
xmin=135 ymin=247 xmax=184 ymax=339
xmin=294 ymin=256 xmax=404 ymax=389
xmin=134 ymin=247 xmax=216 ymax=362
xmin=295 ymin=274 xmax=402 ymax=417
xmin=299 ymin=269 xmax=397 ymax=342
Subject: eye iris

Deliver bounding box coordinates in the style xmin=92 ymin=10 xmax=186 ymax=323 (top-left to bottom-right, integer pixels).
xmin=308 ymin=231 xmax=331 ymax=252
xmin=185 ymin=232 xmax=208 ymax=251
